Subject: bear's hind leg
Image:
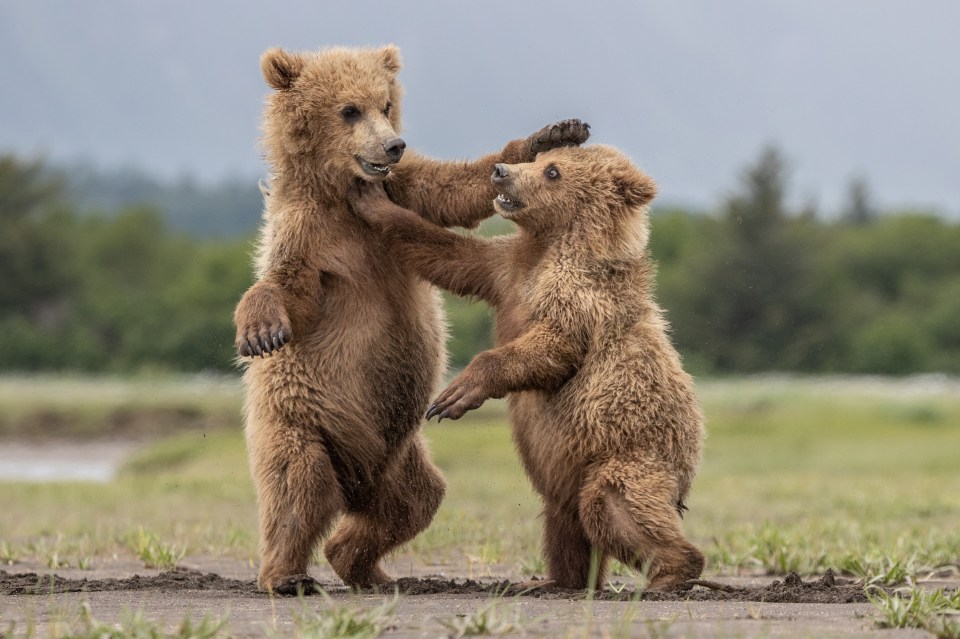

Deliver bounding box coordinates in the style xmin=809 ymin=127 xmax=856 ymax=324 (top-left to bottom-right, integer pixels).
xmin=578 ymin=458 xmax=704 ymax=592
xmin=324 ymin=435 xmax=445 ymax=589
xmin=249 ymin=423 xmax=344 ymax=593
xmin=542 ymin=499 xmax=606 ymax=589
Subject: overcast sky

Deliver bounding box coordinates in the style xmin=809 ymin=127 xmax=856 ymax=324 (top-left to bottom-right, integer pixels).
xmin=1 ymin=1 xmax=957 ymax=215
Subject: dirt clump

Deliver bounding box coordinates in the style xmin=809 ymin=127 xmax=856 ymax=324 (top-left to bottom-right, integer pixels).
xmin=1 ymin=567 xmax=260 ymax=596
xmin=365 ymin=570 xmax=869 ymax=603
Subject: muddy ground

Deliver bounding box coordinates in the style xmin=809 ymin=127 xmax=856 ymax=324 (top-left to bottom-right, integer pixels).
xmin=2 ymin=559 xmax=954 ymax=637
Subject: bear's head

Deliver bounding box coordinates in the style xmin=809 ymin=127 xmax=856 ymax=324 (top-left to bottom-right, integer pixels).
xmin=260 ymin=46 xmax=405 ymax=185
xmin=491 ymin=145 xmax=657 ymax=238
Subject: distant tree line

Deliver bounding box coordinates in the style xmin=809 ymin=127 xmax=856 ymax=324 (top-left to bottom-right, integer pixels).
xmin=1 ymin=150 xmax=958 ymax=375
xmin=1 ymin=156 xmax=249 ymax=372
xmin=63 ymin=163 xmax=264 ymax=238
xmin=653 ymin=148 xmax=960 ymax=374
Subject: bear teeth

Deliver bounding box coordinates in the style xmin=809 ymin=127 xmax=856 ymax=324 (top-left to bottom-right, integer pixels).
xmin=357 ymin=157 xmax=392 ymax=177
xmin=497 ymin=194 xmax=512 ymax=203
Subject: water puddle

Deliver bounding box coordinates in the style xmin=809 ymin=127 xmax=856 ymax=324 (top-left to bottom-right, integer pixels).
xmin=0 ymin=441 xmax=137 ymax=483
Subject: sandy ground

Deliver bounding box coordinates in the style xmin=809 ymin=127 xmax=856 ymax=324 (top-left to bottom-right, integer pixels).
xmin=3 ymin=558 xmax=955 ymax=638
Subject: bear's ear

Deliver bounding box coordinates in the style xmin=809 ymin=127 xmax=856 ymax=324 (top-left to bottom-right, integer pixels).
xmin=377 ymin=45 xmax=402 ymax=75
xmin=261 ymin=48 xmax=304 ymax=90
xmin=616 ymin=170 xmax=657 ymax=208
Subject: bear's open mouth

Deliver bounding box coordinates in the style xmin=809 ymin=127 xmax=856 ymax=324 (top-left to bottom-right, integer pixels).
xmin=356 ymin=156 xmax=392 ymax=178
xmin=494 ymin=192 xmax=524 ymax=213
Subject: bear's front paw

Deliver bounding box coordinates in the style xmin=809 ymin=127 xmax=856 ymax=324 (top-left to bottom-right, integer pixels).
xmin=426 ymin=374 xmax=489 ymax=421
xmin=528 ymin=118 xmax=591 ymax=155
xmin=235 ymin=317 xmax=291 ymax=358
xmin=348 ymin=179 xmax=400 ymax=226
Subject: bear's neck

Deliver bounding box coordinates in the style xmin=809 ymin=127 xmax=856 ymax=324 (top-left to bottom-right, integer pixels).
xmin=524 ymin=215 xmax=649 ymax=265
xmin=269 ymin=160 xmax=353 ymax=210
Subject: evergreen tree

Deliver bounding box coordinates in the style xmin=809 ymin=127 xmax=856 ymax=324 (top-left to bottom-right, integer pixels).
xmin=842 ymin=177 xmax=876 ymax=226
xmin=0 ymin=156 xmax=76 ymax=318
xmin=665 ymin=147 xmax=817 ymax=371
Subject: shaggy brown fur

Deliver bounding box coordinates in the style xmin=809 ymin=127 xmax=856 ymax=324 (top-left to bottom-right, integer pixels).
xmin=350 ymin=145 xmax=706 ymax=591
xmin=234 ymin=45 xmax=589 ymax=594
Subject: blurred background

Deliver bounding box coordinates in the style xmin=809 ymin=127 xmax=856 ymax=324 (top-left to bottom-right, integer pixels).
xmin=1 ymin=0 xmax=958 ymax=375
xmin=0 ymin=1 xmax=958 ymax=606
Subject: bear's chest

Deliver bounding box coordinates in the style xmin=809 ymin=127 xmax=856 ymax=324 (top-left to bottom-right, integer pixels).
xmin=495 ymin=294 xmax=532 ymax=344
xmin=493 ymin=260 xmax=553 ymax=344
xmin=495 ymin=254 xmax=599 ymax=345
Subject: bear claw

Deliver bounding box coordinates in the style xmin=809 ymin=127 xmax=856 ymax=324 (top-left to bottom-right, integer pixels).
xmin=237 ymin=324 xmax=291 ymax=358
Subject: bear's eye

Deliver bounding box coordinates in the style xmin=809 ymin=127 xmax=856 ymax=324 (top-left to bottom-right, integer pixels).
xmin=341 ymin=105 xmax=362 ymax=123
xmin=383 ymin=102 xmax=392 ymax=117
xmin=544 ymin=165 xmax=561 ymax=181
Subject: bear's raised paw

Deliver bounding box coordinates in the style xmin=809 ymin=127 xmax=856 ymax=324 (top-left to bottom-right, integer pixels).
xmin=529 ymin=119 xmax=591 ymax=155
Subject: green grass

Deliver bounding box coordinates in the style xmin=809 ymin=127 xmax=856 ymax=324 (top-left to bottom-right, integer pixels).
xmin=0 ymin=375 xmax=958 ymax=579
xmin=127 ymin=526 xmax=187 ymax=569
xmin=4 ymin=602 xmax=230 ymax=639
xmin=287 ymin=592 xmax=396 ymax=639
xmin=690 ymin=377 xmax=960 ymax=577
xmin=869 ymin=586 xmax=960 ymax=638
xmin=0 ymin=428 xmax=256 ymax=563
xmin=0 ymin=374 xmax=239 ymax=439
xmin=438 ymin=599 xmax=529 ymax=638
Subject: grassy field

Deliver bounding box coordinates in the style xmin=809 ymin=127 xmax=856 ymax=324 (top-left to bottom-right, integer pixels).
xmin=0 ymin=374 xmax=958 ymax=585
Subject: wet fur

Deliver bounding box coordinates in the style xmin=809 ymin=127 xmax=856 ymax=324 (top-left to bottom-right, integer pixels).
xmin=351 ymin=145 xmax=706 ymax=591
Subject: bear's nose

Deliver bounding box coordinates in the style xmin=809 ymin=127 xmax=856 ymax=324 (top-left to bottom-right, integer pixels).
xmin=383 ymin=137 xmax=406 ymax=162
xmin=492 ymin=163 xmax=510 ymax=181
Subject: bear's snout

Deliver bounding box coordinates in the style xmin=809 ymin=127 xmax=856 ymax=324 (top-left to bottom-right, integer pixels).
xmin=383 ymin=137 xmax=406 ymax=163
xmin=492 ymin=163 xmax=511 ymax=182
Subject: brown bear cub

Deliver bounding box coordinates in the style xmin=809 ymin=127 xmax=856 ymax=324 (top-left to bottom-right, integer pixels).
xmin=234 ymin=45 xmax=588 ymax=594
xmin=351 ymin=144 xmax=706 ymax=591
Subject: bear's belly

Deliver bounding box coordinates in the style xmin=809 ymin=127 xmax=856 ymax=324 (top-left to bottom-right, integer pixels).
xmin=507 ymin=349 xmax=704 ymax=502
xmin=508 ymin=391 xmax=588 ymax=503
xmin=244 ymin=274 xmax=445 ymax=445
xmin=555 ymin=345 xmax=703 ymax=477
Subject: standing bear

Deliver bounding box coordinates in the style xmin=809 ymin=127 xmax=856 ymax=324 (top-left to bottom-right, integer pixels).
xmin=351 ymin=144 xmax=706 ymax=591
xmin=234 ymin=45 xmax=589 ymax=593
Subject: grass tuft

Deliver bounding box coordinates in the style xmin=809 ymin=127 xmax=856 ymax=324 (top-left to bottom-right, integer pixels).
xmin=840 ymin=553 xmax=916 ymax=586
xmin=288 ymin=591 xmax=396 ymax=639
xmin=128 ymin=526 xmax=186 ymax=569
xmin=14 ymin=601 xmax=230 ymax=639
xmin=0 ymin=541 xmax=17 ymax=566
xmin=518 ymin=553 xmax=545 ymax=577
xmin=438 ymin=595 xmax=533 ymax=638
xmin=869 ymin=585 xmax=960 ymax=638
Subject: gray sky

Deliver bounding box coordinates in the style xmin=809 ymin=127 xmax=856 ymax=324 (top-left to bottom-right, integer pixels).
xmin=1 ymin=0 xmax=958 ymax=215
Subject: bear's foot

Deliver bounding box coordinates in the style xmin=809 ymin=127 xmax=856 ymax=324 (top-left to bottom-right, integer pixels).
xmin=339 ymin=565 xmax=392 ymax=590
xmin=324 ymin=542 xmax=393 ymax=589
xmin=646 ymin=546 xmax=705 ymax=592
xmin=265 ymin=573 xmax=322 ymax=596
xmin=512 ymin=578 xmax=557 ymax=592
xmin=646 ymin=573 xmax=695 ymax=592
